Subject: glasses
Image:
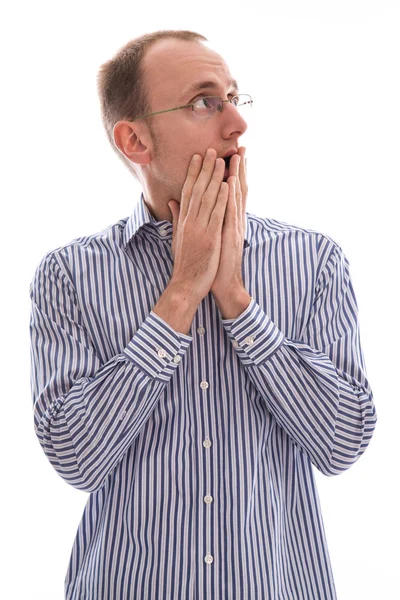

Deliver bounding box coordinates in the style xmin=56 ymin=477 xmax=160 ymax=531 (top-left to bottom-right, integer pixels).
xmin=129 ymin=94 xmax=253 ymax=121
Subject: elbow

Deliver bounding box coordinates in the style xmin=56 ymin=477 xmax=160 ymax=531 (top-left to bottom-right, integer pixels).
xmin=327 ymin=397 xmax=378 ymax=476
xmin=312 ymin=452 xmax=365 ymax=477
xmin=314 ymin=458 xmax=351 ymax=477
xmin=34 ymin=424 xmax=108 ymax=494
xmin=47 ymin=450 xmax=108 ymax=493
xmin=319 ymin=413 xmax=378 ymax=477
xmin=40 ymin=442 xmax=106 ymax=493
xmin=63 ymin=473 xmax=107 ymax=494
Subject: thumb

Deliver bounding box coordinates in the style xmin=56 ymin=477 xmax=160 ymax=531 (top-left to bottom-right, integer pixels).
xmin=168 ymin=201 xmax=179 ymax=227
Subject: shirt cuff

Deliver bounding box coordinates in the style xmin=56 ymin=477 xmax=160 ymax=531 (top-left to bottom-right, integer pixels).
xmin=123 ymin=310 xmax=193 ymax=380
xmin=221 ymin=297 xmax=285 ymax=365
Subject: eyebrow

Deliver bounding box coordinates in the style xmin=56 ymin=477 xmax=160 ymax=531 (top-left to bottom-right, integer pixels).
xmin=179 ymin=79 xmax=239 ymax=102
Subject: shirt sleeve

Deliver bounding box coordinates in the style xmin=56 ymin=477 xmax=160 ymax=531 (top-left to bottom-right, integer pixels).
xmin=29 ymin=252 xmax=192 ymax=493
xmin=221 ymin=241 xmax=377 ymax=476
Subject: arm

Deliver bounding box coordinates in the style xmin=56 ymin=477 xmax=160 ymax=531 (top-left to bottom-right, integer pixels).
xmin=29 ymin=252 xmax=193 ymax=493
xmin=220 ymin=240 xmax=377 ymax=476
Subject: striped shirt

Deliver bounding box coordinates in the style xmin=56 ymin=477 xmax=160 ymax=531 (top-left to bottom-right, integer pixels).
xmin=29 ymin=192 xmax=377 ymax=600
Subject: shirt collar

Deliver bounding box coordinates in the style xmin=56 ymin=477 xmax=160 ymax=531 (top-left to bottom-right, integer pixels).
xmin=123 ymin=192 xmax=251 ymax=249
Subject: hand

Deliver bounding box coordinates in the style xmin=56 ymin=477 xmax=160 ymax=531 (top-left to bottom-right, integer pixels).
xmin=168 ymin=148 xmax=229 ymax=303
xmin=210 ymin=146 xmax=248 ymax=300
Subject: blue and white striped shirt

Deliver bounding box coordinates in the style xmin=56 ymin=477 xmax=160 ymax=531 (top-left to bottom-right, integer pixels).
xmin=29 ymin=192 xmax=377 ymax=599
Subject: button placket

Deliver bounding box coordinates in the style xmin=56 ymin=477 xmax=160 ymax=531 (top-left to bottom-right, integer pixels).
xmin=196 ymin=315 xmax=215 ymax=568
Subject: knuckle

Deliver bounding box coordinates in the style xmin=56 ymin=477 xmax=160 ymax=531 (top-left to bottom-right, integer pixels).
xmin=182 ymin=179 xmax=193 ymax=196
xmin=213 ymin=164 xmax=223 ymax=177
xmin=188 ymin=185 xmax=199 ymax=199
xmin=181 ymin=185 xmax=190 ymax=198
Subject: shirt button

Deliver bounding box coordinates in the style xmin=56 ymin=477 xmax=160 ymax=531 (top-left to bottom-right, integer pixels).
xmin=245 ymin=336 xmax=255 ymax=345
xmin=159 ymin=228 xmax=168 ymax=237
xmin=173 ymin=355 xmax=181 ymax=363
xmin=197 ymin=326 xmax=205 ymax=335
xmin=203 ymin=438 xmax=212 ymax=448
xmin=157 ymin=348 xmax=167 ymax=358
xmin=204 ymin=494 xmax=213 ymax=504
xmin=204 ymin=554 xmax=214 ymax=564
xmin=232 ymin=340 xmax=239 ymax=348
xmin=200 ymin=381 xmax=209 ymax=390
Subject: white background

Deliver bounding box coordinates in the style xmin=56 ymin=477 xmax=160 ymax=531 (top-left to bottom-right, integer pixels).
xmin=1 ymin=1 xmax=399 ymax=598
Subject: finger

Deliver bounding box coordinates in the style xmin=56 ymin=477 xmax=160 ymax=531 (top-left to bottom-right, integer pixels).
xmin=193 ymin=153 xmax=225 ymax=222
xmin=238 ymin=150 xmax=247 ymax=222
xmin=238 ymin=148 xmax=246 ymax=193
xmin=180 ymin=154 xmax=203 ymax=220
xmin=187 ymin=148 xmax=223 ymax=219
xmin=224 ymin=176 xmax=236 ymax=228
xmin=230 ymin=155 xmax=241 ymax=225
xmin=208 ymin=180 xmax=230 ymax=232
xmin=236 ymin=158 xmax=242 ymax=226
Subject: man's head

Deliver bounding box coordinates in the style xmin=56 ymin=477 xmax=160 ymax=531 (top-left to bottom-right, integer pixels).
xmin=97 ymin=30 xmax=248 ymax=221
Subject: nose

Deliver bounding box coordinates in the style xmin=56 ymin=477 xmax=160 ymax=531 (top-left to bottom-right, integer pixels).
xmin=222 ymin=101 xmax=248 ymax=135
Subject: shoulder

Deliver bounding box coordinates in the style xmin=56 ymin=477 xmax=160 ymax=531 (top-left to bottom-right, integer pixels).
xmin=30 ymin=216 xmax=129 ymax=288
xmin=247 ymin=211 xmax=343 ymax=249
xmin=246 ymin=212 xmax=347 ymax=281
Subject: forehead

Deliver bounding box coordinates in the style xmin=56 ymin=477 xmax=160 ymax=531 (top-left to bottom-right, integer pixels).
xmin=142 ymin=39 xmax=235 ymax=104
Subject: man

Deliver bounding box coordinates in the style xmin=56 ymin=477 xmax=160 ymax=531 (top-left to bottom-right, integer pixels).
xmin=29 ymin=30 xmax=377 ymax=600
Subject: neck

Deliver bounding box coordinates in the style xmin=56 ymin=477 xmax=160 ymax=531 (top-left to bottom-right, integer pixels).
xmin=140 ymin=178 xmax=176 ymax=224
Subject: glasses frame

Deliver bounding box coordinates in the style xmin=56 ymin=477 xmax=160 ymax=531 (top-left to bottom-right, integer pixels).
xmin=128 ymin=94 xmax=253 ymax=121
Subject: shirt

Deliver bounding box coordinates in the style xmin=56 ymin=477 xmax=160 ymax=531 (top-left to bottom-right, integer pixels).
xmin=29 ymin=192 xmax=377 ymax=600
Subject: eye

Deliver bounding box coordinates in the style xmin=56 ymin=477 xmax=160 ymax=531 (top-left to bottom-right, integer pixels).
xmin=191 ymin=93 xmax=237 ymax=105
xmin=193 ymin=96 xmax=213 ymax=109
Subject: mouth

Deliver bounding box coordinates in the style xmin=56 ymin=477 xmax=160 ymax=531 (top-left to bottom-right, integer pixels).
xmin=223 ymin=155 xmax=232 ymax=182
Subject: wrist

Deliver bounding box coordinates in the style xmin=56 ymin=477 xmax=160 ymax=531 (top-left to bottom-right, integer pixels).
xmin=213 ymin=287 xmax=252 ymax=320
xmin=167 ymin=278 xmax=201 ymax=313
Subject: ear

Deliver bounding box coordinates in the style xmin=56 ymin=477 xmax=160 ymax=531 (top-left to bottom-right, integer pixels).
xmin=113 ymin=120 xmax=152 ymax=166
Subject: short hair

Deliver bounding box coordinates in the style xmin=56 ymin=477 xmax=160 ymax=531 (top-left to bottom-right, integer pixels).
xmin=97 ymin=30 xmax=208 ymax=182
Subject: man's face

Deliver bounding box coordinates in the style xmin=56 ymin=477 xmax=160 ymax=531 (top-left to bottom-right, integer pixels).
xmin=141 ymin=38 xmax=248 ymax=202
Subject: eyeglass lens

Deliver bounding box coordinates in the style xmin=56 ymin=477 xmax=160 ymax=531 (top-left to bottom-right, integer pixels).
xmin=193 ymin=95 xmax=253 ymax=117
